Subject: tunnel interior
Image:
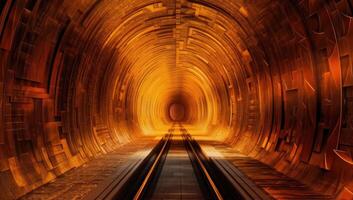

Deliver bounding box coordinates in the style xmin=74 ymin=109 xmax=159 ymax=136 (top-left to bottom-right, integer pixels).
xmin=0 ymin=0 xmax=353 ymax=199
xmin=169 ymin=102 xmax=186 ymax=122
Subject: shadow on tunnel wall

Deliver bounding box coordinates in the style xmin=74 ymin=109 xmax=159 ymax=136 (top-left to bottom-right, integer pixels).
xmin=0 ymin=0 xmax=352 ymax=199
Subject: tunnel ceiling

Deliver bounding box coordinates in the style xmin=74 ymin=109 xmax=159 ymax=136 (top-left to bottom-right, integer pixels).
xmin=0 ymin=0 xmax=353 ymax=199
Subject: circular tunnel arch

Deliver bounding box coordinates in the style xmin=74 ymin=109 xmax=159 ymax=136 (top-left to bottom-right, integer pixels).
xmin=0 ymin=0 xmax=352 ymax=199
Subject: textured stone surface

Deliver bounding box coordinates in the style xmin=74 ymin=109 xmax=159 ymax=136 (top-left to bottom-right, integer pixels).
xmin=201 ymin=141 xmax=334 ymax=199
xmin=20 ymin=138 xmax=156 ymax=200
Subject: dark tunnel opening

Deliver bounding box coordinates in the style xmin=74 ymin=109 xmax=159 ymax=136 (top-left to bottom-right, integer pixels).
xmin=169 ymin=102 xmax=186 ymax=122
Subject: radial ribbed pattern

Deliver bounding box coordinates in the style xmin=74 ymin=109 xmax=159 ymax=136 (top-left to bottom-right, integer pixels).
xmin=0 ymin=0 xmax=352 ymax=199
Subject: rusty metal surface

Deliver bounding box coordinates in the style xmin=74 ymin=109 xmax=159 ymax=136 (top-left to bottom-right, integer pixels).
xmin=0 ymin=0 xmax=352 ymax=199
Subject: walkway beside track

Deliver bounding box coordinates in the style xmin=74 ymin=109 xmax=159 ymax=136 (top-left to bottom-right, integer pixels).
xmin=20 ymin=138 xmax=157 ymax=200
xmin=199 ymin=141 xmax=333 ymax=199
xmin=20 ymin=126 xmax=333 ymax=200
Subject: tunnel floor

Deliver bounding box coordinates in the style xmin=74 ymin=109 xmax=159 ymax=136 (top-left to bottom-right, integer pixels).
xmin=18 ymin=128 xmax=332 ymax=200
xmin=1 ymin=0 xmax=352 ymax=199
xmin=19 ymin=137 xmax=158 ymax=200
xmin=200 ymin=141 xmax=333 ymax=200
xmin=148 ymin=137 xmax=204 ymax=199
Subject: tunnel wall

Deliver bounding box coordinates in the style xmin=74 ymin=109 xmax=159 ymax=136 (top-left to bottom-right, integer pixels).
xmin=0 ymin=0 xmax=122 ymax=197
xmin=0 ymin=0 xmax=352 ymax=199
xmin=239 ymin=0 xmax=353 ymax=196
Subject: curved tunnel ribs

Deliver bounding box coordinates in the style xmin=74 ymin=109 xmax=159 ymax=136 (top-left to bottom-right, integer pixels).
xmin=0 ymin=0 xmax=352 ymax=199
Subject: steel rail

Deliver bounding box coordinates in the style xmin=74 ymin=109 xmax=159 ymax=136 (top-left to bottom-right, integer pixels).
xmin=87 ymin=124 xmax=272 ymax=200
xmin=132 ymin=133 xmax=172 ymax=200
xmin=183 ymin=133 xmax=224 ymax=200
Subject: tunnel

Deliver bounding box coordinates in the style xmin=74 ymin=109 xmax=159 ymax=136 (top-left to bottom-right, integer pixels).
xmin=0 ymin=0 xmax=353 ymax=199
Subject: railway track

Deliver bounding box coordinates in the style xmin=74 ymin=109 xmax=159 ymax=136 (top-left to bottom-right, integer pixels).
xmin=85 ymin=125 xmax=272 ymax=200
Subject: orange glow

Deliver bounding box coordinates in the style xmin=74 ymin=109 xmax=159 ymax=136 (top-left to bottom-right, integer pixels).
xmin=99 ymin=2 xmax=237 ymax=138
xmin=1 ymin=0 xmax=352 ymax=199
